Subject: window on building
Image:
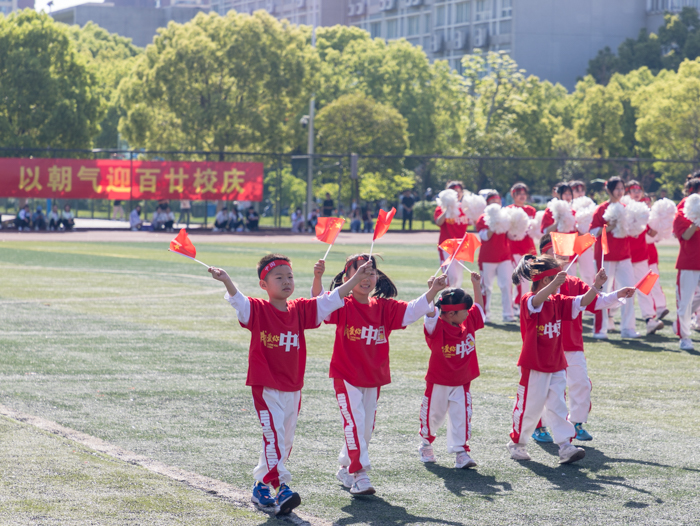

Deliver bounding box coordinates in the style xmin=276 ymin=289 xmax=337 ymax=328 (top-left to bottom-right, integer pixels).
xmin=475 ymin=0 xmax=489 ymax=21
xmin=501 ymin=0 xmax=512 ymax=17
xmin=371 ymin=21 xmax=382 ymax=38
xmin=455 ymin=2 xmax=470 ymax=23
xmin=387 ymin=19 xmax=398 ymax=39
xmin=407 ymin=15 xmax=420 ymax=36
xmin=499 ymin=19 xmax=511 ymax=34
xmin=435 ymin=5 xmax=445 ymax=27
xmin=424 ymin=13 xmax=431 ymax=32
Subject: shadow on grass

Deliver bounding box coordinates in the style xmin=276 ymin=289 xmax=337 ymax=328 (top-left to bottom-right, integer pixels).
xmin=423 ymin=462 xmax=512 ymax=501
xmin=484 ymin=322 xmax=520 ymax=333
xmin=335 ymin=495 xmax=465 ymax=526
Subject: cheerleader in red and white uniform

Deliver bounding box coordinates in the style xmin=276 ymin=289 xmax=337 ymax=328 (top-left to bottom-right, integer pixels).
xmin=507 ymin=182 xmax=537 ymax=314
xmin=435 ymin=181 xmax=469 ymax=288
xmin=541 ymin=183 xmax=577 ymax=238
xmin=507 ymin=255 xmax=606 ymax=464
xmin=643 ymin=194 xmax=670 ymax=321
xmin=589 ymin=176 xmax=638 ymax=339
xmin=312 ymin=255 xmax=447 ymax=495
xmin=571 ymin=180 xmax=597 ymax=286
xmin=418 ymin=271 xmax=485 ymax=469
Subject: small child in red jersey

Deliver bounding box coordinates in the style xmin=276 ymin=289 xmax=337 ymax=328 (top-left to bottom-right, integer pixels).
xmin=418 ymin=271 xmax=485 ymax=469
xmin=209 ymin=253 xmax=371 ymax=516
xmin=508 ymin=254 xmax=606 ymax=464
xmin=312 ymin=254 xmax=447 ymax=495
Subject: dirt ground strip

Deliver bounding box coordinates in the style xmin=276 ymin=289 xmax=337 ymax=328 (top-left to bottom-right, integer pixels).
xmin=0 ymin=404 xmax=332 ymax=526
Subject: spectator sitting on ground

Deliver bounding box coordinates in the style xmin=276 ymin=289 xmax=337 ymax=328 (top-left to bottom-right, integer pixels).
xmin=350 ymin=208 xmax=362 ymax=232
xmin=214 ymin=206 xmax=230 ymax=232
xmin=61 ymin=205 xmax=75 ymax=231
xmin=291 ymin=208 xmax=304 ymax=233
xmin=130 ymin=206 xmax=144 ymax=231
xmin=164 ymin=206 xmax=175 ymax=232
xmin=307 ymin=208 xmax=319 ymax=232
xmin=14 ymin=205 xmax=31 ymax=231
xmin=32 ymin=206 xmax=47 ymax=231
xmin=49 ymin=205 xmax=60 ymax=231
xmin=152 ymin=208 xmax=167 ymax=231
xmin=246 ymin=206 xmax=259 ymax=231
xmin=228 ymin=207 xmax=243 ymax=232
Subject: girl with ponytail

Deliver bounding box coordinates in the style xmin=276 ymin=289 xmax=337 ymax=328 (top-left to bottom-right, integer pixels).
xmin=507 ymin=254 xmax=606 ymax=465
xmin=311 ymin=254 xmax=448 ymax=495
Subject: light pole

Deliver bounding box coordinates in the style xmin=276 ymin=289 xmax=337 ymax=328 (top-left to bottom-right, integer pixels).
xmin=305 ymin=2 xmax=317 ymax=222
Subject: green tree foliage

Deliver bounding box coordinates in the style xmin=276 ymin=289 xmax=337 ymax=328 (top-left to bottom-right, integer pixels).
xmin=0 ymin=10 xmax=103 ymax=151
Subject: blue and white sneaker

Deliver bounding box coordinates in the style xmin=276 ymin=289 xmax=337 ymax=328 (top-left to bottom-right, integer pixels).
xmin=251 ymin=482 xmax=275 ymax=507
xmin=574 ymin=423 xmax=593 ymax=441
xmin=532 ymin=427 xmax=554 ymax=443
xmin=275 ymin=483 xmax=301 ymax=516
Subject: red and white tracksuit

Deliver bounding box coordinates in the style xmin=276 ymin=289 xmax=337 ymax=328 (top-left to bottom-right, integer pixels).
xmin=507 ymin=204 xmax=537 ymax=311
xmin=435 ymin=206 xmax=469 ymax=289
xmin=647 ymin=242 xmax=667 ymax=316
xmin=477 ymin=214 xmax=514 ymax=321
xmin=673 ymin=198 xmax=700 ymax=340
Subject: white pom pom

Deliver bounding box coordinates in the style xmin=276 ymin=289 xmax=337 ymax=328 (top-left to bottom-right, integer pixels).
xmin=684 ymin=194 xmax=700 ymax=227
xmin=528 ymin=210 xmax=545 ymax=243
xmin=620 ymin=195 xmax=633 ymax=206
xmin=484 ymin=204 xmax=511 ymax=234
xmin=462 ymin=193 xmax=487 ymax=223
xmin=437 ymin=189 xmax=460 ymax=219
xmin=507 ymin=207 xmax=530 ymax=241
xmin=547 ymin=199 xmax=575 ymax=233
xmin=625 ymin=200 xmax=650 ymax=238
xmin=572 ymin=197 xmax=596 ymax=234
xmin=603 ymin=202 xmax=628 ymax=238
xmin=648 ymin=198 xmax=677 ymax=241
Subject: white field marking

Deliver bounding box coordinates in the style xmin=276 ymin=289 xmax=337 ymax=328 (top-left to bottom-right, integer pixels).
xmin=0 ymin=404 xmax=331 ymax=526
xmin=0 ymin=288 xmax=223 ymax=306
xmin=0 ymin=262 xmax=217 ymax=281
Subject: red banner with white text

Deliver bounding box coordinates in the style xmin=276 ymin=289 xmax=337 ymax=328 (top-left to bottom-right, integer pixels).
xmin=0 ymin=158 xmax=264 ymax=201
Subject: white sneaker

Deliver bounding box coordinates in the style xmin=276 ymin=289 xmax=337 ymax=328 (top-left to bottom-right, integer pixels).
xmin=680 ymin=338 xmax=695 ymax=351
xmin=657 ymin=308 xmax=670 ymax=321
xmin=558 ymin=442 xmax=586 ymax=464
xmin=336 ymin=466 xmax=353 ymax=488
xmin=608 ymin=317 xmax=616 ymax=331
xmin=646 ymin=318 xmax=664 ymax=335
xmin=593 ymin=332 xmax=608 ymax=340
xmin=418 ymin=443 xmax=436 ymax=463
xmin=349 ymin=473 xmax=375 ymax=495
xmin=503 ymin=316 xmax=516 ymax=323
xmin=455 ymin=451 xmax=477 ymax=469
xmin=484 ymin=316 xmax=492 ymax=323
xmin=213 ymin=227 xmax=220 ymax=232
xmin=507 ymin=441 xmax=531 ymax=461
xmin=620 ymin=329 xmax=641 ymax=339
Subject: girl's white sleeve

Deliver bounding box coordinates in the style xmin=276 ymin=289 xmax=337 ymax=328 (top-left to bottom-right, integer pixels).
xmin=402 ymin=293 xmax=432 ymax=326
xmin=526 ymin=295 xmax=544 ymax=314
xmin=314 ymin=289 xmax=343 ymax=325
xmin=224 ymin=290 xmax=250 ymax=325
xmin=424 ymin=308 xmax=439 ymax=335
xmin=595 ymin=291 xmax=623 ymax=310
xmin=478 ymin=229 xmax=489 ymax=242
xmin=571 ymin=295 xmax=587 ymax=318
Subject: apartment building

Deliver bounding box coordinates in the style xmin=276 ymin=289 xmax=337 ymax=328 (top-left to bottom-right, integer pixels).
xmin=1 ymin=0 xmax=34 ymax=15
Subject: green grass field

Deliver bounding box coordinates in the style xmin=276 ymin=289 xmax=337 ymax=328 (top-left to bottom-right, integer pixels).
xmin=1 ymin=239 xmax=699 ymax=525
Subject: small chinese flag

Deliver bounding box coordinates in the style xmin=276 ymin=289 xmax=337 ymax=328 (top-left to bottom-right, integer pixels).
xmin=170 ymin=228 xmax=196 ymax=259
xmin=601 ymin=225 xmax=610 ymax=255
xmin=635 ymin=270 xmax=659 ymax=295
xmin=439 ymin=234 xmax=481 ymax=263
xmin=573 ymin=233 xmax=596 ymax=256
xmin=373 ymin=207 xmax=396 ymax=241
xmin=551 ymin=232 xmax=577 ymax=257
xmin=315 ymin=217 xmax=345 ymax=244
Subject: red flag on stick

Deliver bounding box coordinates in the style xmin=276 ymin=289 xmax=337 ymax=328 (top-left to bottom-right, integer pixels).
xmin=573 ymin=233 xmax=596 ymax=256
xmin=316 ymin=217 xmax=345 ymax=244
xmin=439 ymin=234 xmax=481 ymax=263
xmin=635 ymin=270 xmax=659 ymax=295
xmin=551 ymin=232 xmax=577 ymax=257
xmin=373 ymin=207 xmax=396 ymax=241
xmin=168 ymin=229 xmax=210 ymax=268
xmin=601 ymin=225 xmax=610 ymax=255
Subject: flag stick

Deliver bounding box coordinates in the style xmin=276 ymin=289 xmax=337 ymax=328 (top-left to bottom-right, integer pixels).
xmin=322 ymin=243 xmax=333 ymax=261
xmin=445 ymin=234 xmax=469 ymax=276
xmin=168 ymin=249 xmax=211 ymax=268
xmin=368 ymin=240 xmax=375 ymax=258
xmin=564 ymin=254 xmax=579 ymax=273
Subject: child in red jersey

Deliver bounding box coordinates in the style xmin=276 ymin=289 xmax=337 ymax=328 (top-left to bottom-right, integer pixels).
xmin=209 ymin=253 xmax=372 ymax=516
xmin=418 ymin=271 xmax=485 ymax=469
xmin=508 ymin=254 xmax=606 ymax=464
xmin=312 ymin=254 xmax=447 ymax=495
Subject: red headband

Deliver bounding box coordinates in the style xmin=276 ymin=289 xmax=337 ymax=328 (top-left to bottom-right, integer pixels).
xmin=541 ymin=243 xmax=553 ymax=254
xmin=440 ymin=303 xmax=468 ymax=312
xmin=260 ymin=259 xmax=292 ymax=280
xmin=345 ymin=256 xmax=370 ymax=273
xmin=627 ymin=184 xmax=642 ymax=191
xmin=532 ymin=268 xmax=559 ymax=282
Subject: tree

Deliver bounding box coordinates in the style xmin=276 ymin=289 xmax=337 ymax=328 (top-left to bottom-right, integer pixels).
xmin=587 ymin=46 xmax=620 ymax=85
xmin=571 ymin=76 xmax=624 ymax=158
xmin=0 ymin=11 xmax=103 ymax=151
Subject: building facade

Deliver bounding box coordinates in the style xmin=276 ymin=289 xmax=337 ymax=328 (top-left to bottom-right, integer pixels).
xmin=0 ymin=0 xmax=34 ymax=15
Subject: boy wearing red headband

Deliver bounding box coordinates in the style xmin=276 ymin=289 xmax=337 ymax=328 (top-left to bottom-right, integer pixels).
xmin=508 ymin=255 xmax=606 ymax=464
xmin=418 ymin=271 xmax=485 ymax=469
xmin=209 ymin=253 xmax=372 ymax=516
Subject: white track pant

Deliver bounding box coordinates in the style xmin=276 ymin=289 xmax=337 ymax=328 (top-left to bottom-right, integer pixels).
xmin=481 ymin=260 xmax=514 ymax=321
xmin=675 ymin=270 xmax=700 ymax=339
xmin=564 ymin=351 xmax=592 ymax=424
xmin=439 ymin=248 xmax=464 ymax=289
xmin=633 ymin=260 xmax=657 ymax=320
xmin=649 ymin=263 xmax=667 ymax=315
xmin=595 ymin=258 xmax=636 ymax=334
xmin=252 ymin=386 xmax=301 ymax=488
xmin=577 ymin=248 xmax=596 ymax=286
xmin=510 ymin=368 xmax=574 ymax=445
xmin=512 ymin=254 xmax=530 ymax=313
xmin=419 ymin=383 xmax=472 ymax=453
xmin=334 ymin=379 xmax=379 ymax=474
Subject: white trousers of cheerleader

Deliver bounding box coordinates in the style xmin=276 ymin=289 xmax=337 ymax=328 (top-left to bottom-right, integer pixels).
xmin=481 ymin=260 xmax=514 ymax=321
xmin=675 ymin=270 xmax=700 ymax=339
xmin=419 ymin=383 xmax=472 ymax=453
xmin=334 ymin=379 xmax=379 ymax=474
xmin=564 ymin=351 xmax=591 ymax=424
xmin=632 ymin=260 xmax=658 ymax=320
xmin=595 ymin=258 xmax=636 ymax=334
xmin=439 ymin=248 xmax=464 ymax=289
xmin=576 ymin=247 xmax=596 ymax=286
xmin=649 ymin=263 xmax=667 ymax=316
xmin=510 ymin=368 xmax=575 ymax=445
xmin=252 ymin=386 xmax=301 ymax=488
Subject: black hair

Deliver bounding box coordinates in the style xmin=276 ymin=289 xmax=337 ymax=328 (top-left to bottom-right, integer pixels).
xmin=512 ymin=254 xmax=560 ymax=291
xmin=686 ymin=170 xmax=700 ymax=181
xmin=556 ymin=182 xmax=573 ymax=199
xmin=330 ymin=253 xmax=397 ymax=299
xmin=257 ymin=253 xmax=292 ymax=279
xmin=510 ymin=182 xmax=529 ymax=194
xmin=606 ymin=176 xmax=625 ymax=194
xmin=435 ymin=287 xmax=473 ymax=312
xmin=686 ymin=177 xmax=700 ymax=195
xmin=539 ymin=233 xmax=552 ymax=254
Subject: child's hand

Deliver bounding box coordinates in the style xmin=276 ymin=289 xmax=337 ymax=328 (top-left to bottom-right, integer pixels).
xmin=617 ymin=287 xmax=636 ymax=299
xmin=314 ymin=259 xmax=325 ymax=279
xmin=353 ymin=260 xmax=374 ymax=279
xmin=470 ymin=272 xmax=482 ymax=286
xmin=594 ymin=268 xmax=608 ymax=289
xmin=552 ymin=271 xmax=567 ymax=288
xmin=209 ymin=267 xmax=231 ymax=283
xmin=431 ymin=274 xmax=448 ymax=291
xmin=427 ymin=276 xmax=436 ymax=289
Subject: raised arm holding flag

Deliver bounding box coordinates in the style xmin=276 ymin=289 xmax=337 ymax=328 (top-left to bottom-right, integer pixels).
xmin=168 ymin=229 xmax=211 ymax=268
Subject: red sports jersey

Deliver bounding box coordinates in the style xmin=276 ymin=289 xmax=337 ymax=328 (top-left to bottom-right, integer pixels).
xmin=517 ymin=292 xmax=574 ymax=373
xmin=591 ymin=201 xmax=631 ymax=262
xmin=326 ymin=295 xmax=409 ymax=387
xmin=434 ymin=206 xmax=468 ymax=245
xmin=507 ymin=204 xmax=537 ymax=256
xmin=424 ymin=305 xmax=484 ymax=386
xmin=674 ymin=197 xmax=700 ymax=270
xmin=476 ymin=214 xmax=511 ymax=264
xmin=559 ymin=276 xmax=596 ymax=352
xmin=540 ymin=207 xmax=577 ymax=234
xmin=648 ymin=242 xmax=659 ymax=265
xmin=242 ymin=297 xmax=319 ymax=392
